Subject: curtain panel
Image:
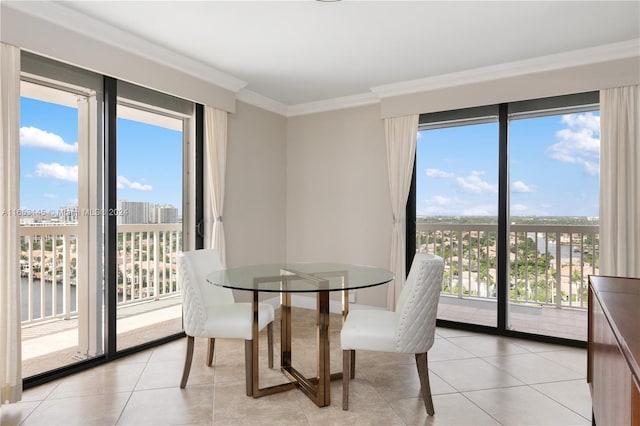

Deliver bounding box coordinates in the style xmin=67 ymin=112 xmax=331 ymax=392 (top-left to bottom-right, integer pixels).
xmin=204 ymin=106 xmax=228 ymax=266
xmin=599 ymin=85 xmax=640 ymax=278
xmin=384 ymin=115 xmax=418 ymax=311
xmin=0 ymin=42 xmax=23 ymax=405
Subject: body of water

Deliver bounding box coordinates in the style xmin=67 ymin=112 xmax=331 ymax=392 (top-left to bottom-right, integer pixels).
xmin=21 ymin=277 xmax=77 ymax=322
xmin=530 ymin=233 xmax=583 ymax=260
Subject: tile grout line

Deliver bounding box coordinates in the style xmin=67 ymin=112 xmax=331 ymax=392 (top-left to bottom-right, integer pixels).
xmin=442 ymin=334 xmax=505 ymax=425
xmin=528 ymin=381 xmax=592 ymax=422
xmin=113 ymin=347 xmax=154 ymax=426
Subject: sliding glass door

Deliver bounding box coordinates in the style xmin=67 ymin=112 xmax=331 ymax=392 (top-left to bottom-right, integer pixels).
xmin=20 ymin=55 xmax=104 ymax=377
xmin=507 ymin=109 xmax=599 ymax=341
xmin=413 ymin=93 xmax=599 ymax=342
xmin=115 ymin=84 xmax=191 ymax=350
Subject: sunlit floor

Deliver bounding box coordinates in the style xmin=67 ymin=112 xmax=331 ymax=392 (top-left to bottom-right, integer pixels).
xmin=437 ymin=295 xmax=587 ymax=341
xmin=21 ymin=297 xmax=183 ymax=378
xmin=5 ymin=308 xmax=591 ymax=425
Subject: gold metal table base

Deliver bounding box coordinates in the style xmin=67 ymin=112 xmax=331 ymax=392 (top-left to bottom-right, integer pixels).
xmin=249 ymin=270 xmax=349 ymax=407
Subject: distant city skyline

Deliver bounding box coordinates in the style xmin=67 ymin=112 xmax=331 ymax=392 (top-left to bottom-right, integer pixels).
xmin=17 ymin=200 xmax=180 ymax=225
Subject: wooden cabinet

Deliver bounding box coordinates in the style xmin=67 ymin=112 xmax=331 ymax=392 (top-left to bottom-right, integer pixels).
xmin=588 ymin=276 xmax=640 ymax=426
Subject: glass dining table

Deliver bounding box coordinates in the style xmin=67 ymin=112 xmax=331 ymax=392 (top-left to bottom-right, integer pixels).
xmin=207 ymin=263 xmax=393 ymax=407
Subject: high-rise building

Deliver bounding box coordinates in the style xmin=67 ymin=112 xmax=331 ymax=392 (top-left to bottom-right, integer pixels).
xmin=117 ymin=200 xmax=149 ymax=224
xmin=59 ymin=205 xmax=78 ymax=223
xmin=156 ymin=204 xmax=178 ymax=223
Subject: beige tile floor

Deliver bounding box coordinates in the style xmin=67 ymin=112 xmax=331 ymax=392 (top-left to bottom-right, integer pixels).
xmin=3 ymin=308 xmax=591 ymax=426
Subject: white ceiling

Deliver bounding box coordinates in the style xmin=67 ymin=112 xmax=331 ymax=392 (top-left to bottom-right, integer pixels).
xmin=26 ymin=1 xmax=640 ymax=111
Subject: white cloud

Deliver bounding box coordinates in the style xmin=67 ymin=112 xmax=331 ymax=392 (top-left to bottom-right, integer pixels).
xmin=423 ymin=205 xmax=447 ymax=215
xmin=426 ymin=168 xmax=454 ymax=178
xmin=34 ymin=163 xmax=78 ymax=182
xmin=422 ymin=196 xmax=455 ymax=215
xmin=117 ymin=176 xmax=152 ymax=191
xmin=562 ymin=113 xmax=600 ymax=133
xmin=20 ymin=126 xmax=78 ymax=153
xmin=421 ymin=194 xmax=500 ymax=216
xmin=511 ymin=203 xmax=529 ymax=212
xmin=430 ymin=196 xmax=452 ymax=206
xmin=455 ymin=171 xmax=497 ymax=194
xmin=43 ymin=193 xmax=58 ymax=199
xmin=512 ymin=180 xmax=534 ymax=193
xmin=583 ymin=161 xmax=599 ymax=176
xmin=546 ymin=112 xmax=600 ymax=175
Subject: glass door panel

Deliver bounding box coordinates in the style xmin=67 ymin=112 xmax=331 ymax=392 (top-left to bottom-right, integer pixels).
xmin=116 ymin=100 xmax=184 ymax=351
xmin=508 ymin=111 xmax=600 ymax=340
xmin=416 ymin=121 xmax=499 ymax=327
xmin=20 ymin=81 xmax=103 ymax=377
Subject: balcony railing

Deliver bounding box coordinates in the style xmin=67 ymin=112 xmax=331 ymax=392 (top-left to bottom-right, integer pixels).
xmin=417 ymin=223 xmax=599 ymax=309
xmin=117 ymin=223 xmax=182 ymax=304
xmin=20 ymin=223 xmax=182 ymax=326
xmin=20 ymin=221 xmax=594 ymax=326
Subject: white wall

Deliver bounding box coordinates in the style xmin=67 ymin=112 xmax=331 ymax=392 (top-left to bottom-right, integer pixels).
xmin=226 ymin=101 xmax=287 ymax=268
xmin=286 ymin=104 xmax=392 ymax=307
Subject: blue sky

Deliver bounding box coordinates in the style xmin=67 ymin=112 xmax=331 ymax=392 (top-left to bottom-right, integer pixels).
xmin=416 ymin=111 xmax=600 ymax=217
xmin=116 ymin=117 xmax=182 ymax=210
xmin=21 ymin=97 xmax=599 ymax=218
xmin=20 ymin=97 xmax=182 ymax=213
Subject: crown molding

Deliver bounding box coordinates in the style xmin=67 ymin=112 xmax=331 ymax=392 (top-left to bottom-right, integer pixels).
xmin=236 ymin=89 xmax=288 ymax=116
xmin=286 ymin=92 xmax=379 ymax=117
xmin=284 ymin=38 xmax=639 ymax=117
xmin=5 ymin=0 xmax=247 ymax=93
xmin=370 ymin=39 xmax=640 ymax=99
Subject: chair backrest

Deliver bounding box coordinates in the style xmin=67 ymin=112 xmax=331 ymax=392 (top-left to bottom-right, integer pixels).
xmin=178 ymin=248 xmax=233 ymax=337
xmin=394 ymin=253 xmax=444 ymax=353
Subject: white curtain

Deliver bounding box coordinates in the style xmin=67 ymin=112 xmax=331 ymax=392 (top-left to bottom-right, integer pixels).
xmin=0 ymin=42 xmax=23 ymax=405
xmin=204 ymin=106 xmax=228 ymax=266
xmin=599 ymin=85 xmax=640 ymax=278
xmin=384 ymin=115 xmax=419 ymax=311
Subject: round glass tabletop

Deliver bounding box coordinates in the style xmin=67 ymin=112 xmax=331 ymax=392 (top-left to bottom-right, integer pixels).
xmin=206 ymin=262 xmax=393 ymax=293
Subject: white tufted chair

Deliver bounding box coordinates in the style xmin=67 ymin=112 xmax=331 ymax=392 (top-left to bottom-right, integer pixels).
xmin=340 ymin=253 xmax=444 ymax=413
xmin=178 ymin=249 xmax=274 ymax=394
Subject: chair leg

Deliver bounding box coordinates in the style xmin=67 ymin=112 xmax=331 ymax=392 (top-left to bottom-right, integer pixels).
xmin=180 ymin=335 xmax=195 ymax=388
xmin=415 ymin=352 xmax=435 ymax=416
xmin=342 ymin=349 xmax=352 ymax=410
xmin=350 ymin=350 xmax=356 ymax=379
xmin=267 ymin=322 xmax=274 ymax=368
xmin=206 ymin=338 xmax=215 ymax=367
xmin=244 ymin=340 xmax=254 ymax=396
